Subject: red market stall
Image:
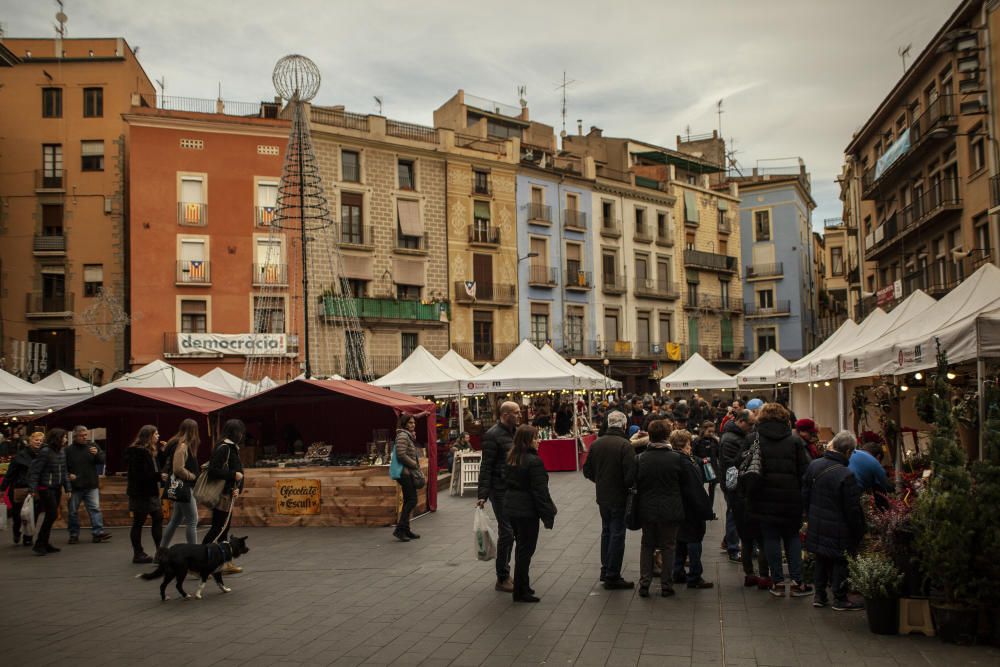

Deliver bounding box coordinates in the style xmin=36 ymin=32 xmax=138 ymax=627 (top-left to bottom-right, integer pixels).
xmin=537 ymin=434 xmax=598 ymax=472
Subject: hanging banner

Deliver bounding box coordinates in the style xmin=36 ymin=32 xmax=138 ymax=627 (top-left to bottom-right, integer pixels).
xmin=175 ymin=333 xmax=287 ymax=356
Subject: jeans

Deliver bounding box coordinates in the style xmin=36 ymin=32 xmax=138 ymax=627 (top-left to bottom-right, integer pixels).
xmin=723 ymin=492 xmax=740 ymax=554
xmin=639 ymin=521 xmax=679 ymax=589
xmin=396 ymin=475 xmax=417 ymax=533
xmin=490 ymin=492 xmax=514 ymax=582
xmin=599 ymin=504 xmax=627 ymax=580
xmin=203 ymin=508 xmax=232 ymax=544
xmin=673 ymin=540 xmax=704 ymax=583
xmin=511 ymin=516 xmax=540 ymax=598
xmin=761 ymin=523 xmax=803 ymax=584
xmin=161 ymin=496 xmax=199 ymax=546
xmin=741 ymin=536 xmax=770 ymax=578
xmin=129 ymin=501 xmax=163 ymax=556
xmin=814 ymin=555 xmax=849 ymax=603
xmin=35 ymin=488 xmax=61 ymax=548
xmin=67 ymin=488 xmax=104 ymax=537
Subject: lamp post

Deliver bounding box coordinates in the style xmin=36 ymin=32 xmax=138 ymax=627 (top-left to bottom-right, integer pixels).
xmin=603 ymin=357 xmax=610 ymax=394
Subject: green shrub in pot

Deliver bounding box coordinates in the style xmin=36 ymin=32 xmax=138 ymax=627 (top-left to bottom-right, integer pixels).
xmin=847 ymin=552 xmax=903 ymax=599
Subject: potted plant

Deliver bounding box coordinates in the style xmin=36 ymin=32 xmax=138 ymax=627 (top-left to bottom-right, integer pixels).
xmin=847 ymin=552 xmax=903 ymax=634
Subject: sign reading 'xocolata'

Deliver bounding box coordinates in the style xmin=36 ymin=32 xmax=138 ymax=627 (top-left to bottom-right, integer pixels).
xmin=176 ymin=333 xmax=287 ymax=356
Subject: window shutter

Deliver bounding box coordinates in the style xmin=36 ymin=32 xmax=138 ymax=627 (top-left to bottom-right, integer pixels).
xmin=84 ymin=265 xmax=103 ymax=282
xmin=81 ymin=140 xmax=104 ymax=156
xmin=181 ymin=178 xmax=204 ymax=203
xmin=474 ymin=201 xmax=491 ymax=221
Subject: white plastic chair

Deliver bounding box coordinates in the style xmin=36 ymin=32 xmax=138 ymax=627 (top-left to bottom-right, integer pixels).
xmin=457 ymin=451 xmax=481 ymax=497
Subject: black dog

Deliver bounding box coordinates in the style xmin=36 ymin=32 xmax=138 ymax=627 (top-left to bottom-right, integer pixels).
xmin=138 ymin=536 xmax=250 ymax=601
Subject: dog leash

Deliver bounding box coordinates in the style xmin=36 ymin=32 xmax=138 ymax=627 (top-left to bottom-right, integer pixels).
xmin=211 ymin=497 xmax=236 ymax=544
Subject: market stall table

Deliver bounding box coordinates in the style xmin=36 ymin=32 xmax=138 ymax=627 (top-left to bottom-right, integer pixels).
xmin=537 ymin=434 xmax=597 ymax=472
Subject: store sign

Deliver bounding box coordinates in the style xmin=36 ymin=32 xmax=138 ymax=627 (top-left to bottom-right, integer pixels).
xmin=275 ymin=478 xmax=321 ymax=515
xmin=175 ymin=333 xmax=286 ymax=356
xmin=464 ymin=380 xmax=500 ymax=393
xmin=897 ymin=345 xmax=924 ymax=368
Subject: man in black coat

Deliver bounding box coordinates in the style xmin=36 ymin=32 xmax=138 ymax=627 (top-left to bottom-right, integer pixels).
xmin=718 ymin=411 xmax=752 ymax=561
xmin=65 ymin=425 xmax=112 ymax=544
xmin=582 ymin=410 xmax=636 ymax=590
xmin=477 ymin=401 xmax=521 ymax=592
xmin=672 ymin=430 xmax=714 ymax=589
xmin=803 ymin=431 xmax=865 ymax=610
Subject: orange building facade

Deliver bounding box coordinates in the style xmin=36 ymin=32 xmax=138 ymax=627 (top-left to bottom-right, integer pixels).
xmin=124 ymin=102 xmax=302 ymax=380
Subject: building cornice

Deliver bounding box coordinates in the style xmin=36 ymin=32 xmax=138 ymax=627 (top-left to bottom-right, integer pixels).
xmin=594 ymin=179 xmax=677 ymax=205
xmin=122 ymin=113 xmax=289 ymax=138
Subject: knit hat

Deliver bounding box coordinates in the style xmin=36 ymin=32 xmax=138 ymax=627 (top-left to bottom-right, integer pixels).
xmin=795 ymin=418 xmax=818 ymax=435
xmin=746 ymin=398 xmax=764 ymax=411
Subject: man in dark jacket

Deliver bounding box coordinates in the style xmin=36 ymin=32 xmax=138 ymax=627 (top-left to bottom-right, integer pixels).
xmin=718 ymin=412 xmax=751 ymax=561
xmin=64 ymin=425 xmax=111 ymax=544
xmin=635 ymin=420 xmax=686 ymax=597
xmin=672 ymin=430 xmax=714 ymax=589
xmin=477 ymin=401 xmax=520 ymax=592
xmin=803 ymin=431 xmax=865 ymax=610
xmin=583 ymin=410 xmax=635 ymax=590
xmin=628 ymin=398 xmax=646 ymax=430
xmin=750 ymin=404 xmax=813 ymax=598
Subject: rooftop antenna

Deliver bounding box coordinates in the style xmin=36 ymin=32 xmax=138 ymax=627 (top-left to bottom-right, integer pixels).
xmin=517 ymin=84 xmax=527 ymax=109
xmin=54 ymin=1 xmax=67 ymax=38
xmin=155 ymin=76 xmax=165 ymax=103
xmin=555 ymin=71 xmax=576 ymax=138
xmin=898 ymin=44 xmax=911 ymax=75
xmin=716 ymin=99 xmax=724 ymax=138
xmin=373 ymin=96 xmax=383 ymax=114
xmin=684 ymin=124 xmax=691 ymax=141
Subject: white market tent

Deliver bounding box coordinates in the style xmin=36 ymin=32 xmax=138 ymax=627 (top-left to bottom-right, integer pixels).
xmin=439 ymin=350 xmax=481 ymax=378
xmin=35 ymin=370 xmax=94 ymax=392
xmin=538 ymin=345 xmax=605 ymax=390
xmin=660 ymin=353 xmax=737 ymax=391
xmin=574 ymin=361 xmax=623 ymax=390
xmin=466 ymin=339 xmax=577 ymax=394
xmin=201 ymin=367 xmax=258 ymax=398
xmin=0 ymin=369 xmax=91 ymax=415
xmin=836 ymin=290 xmax=937 ymax=380
xmin=736 ymin=350 xmax=790 ymax=387
xmin=258 ymin=376 xmax=278 ymax=390
xmin=479 ymin=362 xmax=493 ymax=372
xmin=99 ymin=359 xmax=223 ymax=394
xmin=777 ymin=318 xmax=861 ymax=383
xmin=373 ymin=345 xmax=466 ymax=396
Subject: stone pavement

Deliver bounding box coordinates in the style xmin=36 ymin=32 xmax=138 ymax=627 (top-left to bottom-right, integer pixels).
xmin=2 ymin=471 xmax=998 ymax=666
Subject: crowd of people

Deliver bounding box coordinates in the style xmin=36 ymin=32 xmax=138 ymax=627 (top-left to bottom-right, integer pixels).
xmin=1 ymin=419 xmax=249 ymax=572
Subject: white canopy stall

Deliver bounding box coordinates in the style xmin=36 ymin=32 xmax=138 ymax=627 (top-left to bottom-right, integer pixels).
xmin=779 ymin=318 xmax=861 ymax=420
xmin=439 ymin=350 xmax=481 ymax=379
xmin=467 ymin=340 xmax=577 ymax=394
xmin=200 ymin=367 xmax=259 ymax=398
xmin=660 ymin=353 xmax=737 ymax=391
xmin=736 ymin=350 xmax=790 ymax=389
xmin=0 ymin=369 xmax=91 ymax=415
xmin=374 ymin=346 xmax=469 ymax=434
xmin=99 ymin=360 xmax=224 ymax=394
xmin=35 ymin=371 xmax=94 ymax=392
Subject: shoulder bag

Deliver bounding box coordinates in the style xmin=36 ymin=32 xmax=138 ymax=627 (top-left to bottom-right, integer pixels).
xmin=193 ymin=444 xmax=229 ymax=508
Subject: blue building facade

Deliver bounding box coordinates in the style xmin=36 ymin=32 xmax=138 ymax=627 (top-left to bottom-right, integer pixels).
xmin=737 ymin=173 xmax=816 ymax=361
xmin=516 ymin=167 xmax=595 ymax=355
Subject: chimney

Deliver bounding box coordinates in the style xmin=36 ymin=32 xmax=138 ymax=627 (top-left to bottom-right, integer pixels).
xmin=577 ymin=119 xmax=583 ymax=135
xmin=588 ymin=126 xmax=603 ymax=138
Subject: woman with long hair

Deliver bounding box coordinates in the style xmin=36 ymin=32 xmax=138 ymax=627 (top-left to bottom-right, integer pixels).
xmin=1 ymin=429 xmax=43 ymax=546
xmin=27 ymin=428 xmax=70 ymax=556
xmin=503 ymin=424 xmax=557 ymax=603
xmin=392 ymin=413 xmax=421 ymax=542
xmin=125 ymin=425 xmax=163 ymax=563
xmin=160 ymin=419 xmax=201 ymax=548
xmin=203 ymin=419 xmax=246 ymax=574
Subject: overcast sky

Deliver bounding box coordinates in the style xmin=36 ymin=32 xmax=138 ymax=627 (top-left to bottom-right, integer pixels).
xmin=2 ymin=0 xmax=958 ymax=228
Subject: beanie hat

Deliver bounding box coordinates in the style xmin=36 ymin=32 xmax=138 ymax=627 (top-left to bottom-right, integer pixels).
xmin=746 ymin=398 xmax=764 ymax=411
xmin=795 ymin=418 xmax=818 ymax=434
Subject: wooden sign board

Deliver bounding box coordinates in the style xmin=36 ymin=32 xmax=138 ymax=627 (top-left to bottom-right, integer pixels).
xmin=275 ymin=478 xmax=322 ymax=515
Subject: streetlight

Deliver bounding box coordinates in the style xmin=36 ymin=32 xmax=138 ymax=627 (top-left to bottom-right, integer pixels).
xmin=603 ymin=357 xmax=610 ymax=394
xmin=517 ymin=251 xmax=539 ymax=264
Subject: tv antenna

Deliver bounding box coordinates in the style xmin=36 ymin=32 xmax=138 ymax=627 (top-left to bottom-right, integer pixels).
xmin=155 ymin=76 xmax=166 ymax=101
xmin=373 ymin=96 xmax=383 ymax=114
xmin=717 ymin=99 xmax=724 ymax=138
xmin=517 ymin=84 xmax=527 ymax=108
xmin=54 ymin=0 xmax=67 ymax=38
xmin=898 ymin=44 xmax=911 ymax=75
xmin=555 ymin=71 xmax=576 ymax=138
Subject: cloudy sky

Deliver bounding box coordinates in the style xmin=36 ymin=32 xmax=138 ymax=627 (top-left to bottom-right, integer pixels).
xmin=3 ymin=0 xmax=957 ymax=226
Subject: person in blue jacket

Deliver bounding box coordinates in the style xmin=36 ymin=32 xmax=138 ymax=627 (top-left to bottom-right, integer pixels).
xmin=848 ymin=441 xmax=890 ymax=494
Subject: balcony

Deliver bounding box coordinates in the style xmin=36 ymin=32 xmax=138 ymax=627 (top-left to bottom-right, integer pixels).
xmin=338 ymin=224 xmax=374 ymax=249
xmin=606 ymin=340 xmax=634 ymax=358
xmin=252 ymin=263 xmax=288 ymax=286
xmin=25 ymin=291 xmax=74 ymax=317
xmin=865 ymin=179 xmax=962 ymax=260
xmin=33 ymin=234 xmax=66 ymax=255
xmin=718 ymin=217 xmax=733 ymax=234
xmin=683 ymin=249 xmax=739 ymax=274
xmin=451 ymin=342 xmax=517 ymax=363
xmin=468 ymin=225 xmax=500 ymax=246
xmin=633 ymin=226 xmax=653 ymax=244
xmin=255 ymin=206 xmax=278 ymax=228
xmin=600 ymin=218 xmax=622 ymax=238
xmin=564 ymin=269 xmax=593 ymax=291
xmin=35 ymin=169 xmax=65 ymax=191
xmin=601 ymin=273 xmax=627 ymax=295
xmin=386 ymin=119 xmax=437 ymax=143
xmin=746 ymin=262 xmax=784 ymax=280
xmin=683 ymin=294 xmax=743 ymax=313
xmin=655 ymin=227 xmax=674 ymax=247
xmin=176 ymin=260 xmax=211 ymax=284
xmin=178 ymin=202 xmax=207 ymax=226
xmin=563 ymin=209 xmax=587 ymax=231
xmin=394 ymin=233 xmax=429 ymax=255
xmin=310 ymin=107 xmax=369 ymax=132
xmin=633 ymin=278 xmax=679 ymax=301
xmin=525 ymin=203 xmax=552 ymax=224
xmin=528 ymin=265 xmax=558 ymax=287
xmin=321 ymin=295 xmax=449 ymax=325
xmin=453 ymin=281 xmax=516 ymax=305
xmin=744 ymin=300 xmax=792 ymax=318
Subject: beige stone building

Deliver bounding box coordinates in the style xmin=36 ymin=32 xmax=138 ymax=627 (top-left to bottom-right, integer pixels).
xmin=816 ymin=219 xmax=853 ymax=342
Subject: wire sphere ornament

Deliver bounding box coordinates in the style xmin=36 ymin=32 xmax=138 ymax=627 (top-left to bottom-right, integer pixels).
xmin=273 ymin=55 xmax=321 ymax=102
xmin=81 ymin=288 xmax=131 ymax=341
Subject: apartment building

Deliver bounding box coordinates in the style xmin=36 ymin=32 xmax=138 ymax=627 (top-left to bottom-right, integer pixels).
xmin=517 ymin=122 xmax=598 ymax=356
xmin=726 ymin=162 xmax=817 ymax=361
xmin=0 ymin=37 xmax=154 ymax=382
xmin=433 ymin=91 xmax=521 ymax=364
xmin=816 ymin=219 xmax=854 ymax=342
xmin=124 ymin=97 xmax=298 ymax=380
xmin=309 ymin=106 xmax=452 ymax=378
xmin=842 ymin=0 xmax=998 ymax=317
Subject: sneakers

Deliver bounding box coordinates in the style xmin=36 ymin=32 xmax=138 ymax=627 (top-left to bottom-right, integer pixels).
xmin=832 ymin=599 xmax=865 ymax=611
xmin=405 ymin=530 xmax=420 ymax=540
xmin=392 ymin=529 xmax=410 ymax=542
xmin=728 ymin=552 xmax=742 ymax=564
xmin=513 ymin=594 xmax=540 ymax=603
xmin=32 ymin=545 xmax=47 ymax=557
xmin=603 ymin=578 xmax=635 ymax=590
xmin=789 ymin=582 xmax=814 ymax=597
xmin=757 ymin=577 xmax=773 ymax=590
xmin=22 ymin=535 xmax=33 ymax=547
xmin=687 ymin=579 xmax=714 ymax=589
xmin=92 ymin=532 xmax=112 ymax=543
xmin=769 ymin=582 xmax=786 ymax=597
xmin=495 ymin=578 xmax=514 ymax=592
xmin=133 ymin=553 xmax=153 ymax=564
xmin=223 ymin=562 xmax=243 ymax=575
xmin=68 ymin=535 xmax=79 ymax=545
xmin=812 ymin=596 xmax=828 ymax=608
xmin=744 ymin=575 xmax=759 ymax=587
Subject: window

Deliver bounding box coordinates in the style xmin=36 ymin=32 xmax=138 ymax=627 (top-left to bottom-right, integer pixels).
xmin=829 ymin=247 xmax=844 ymax=276
xmin=473 ymin=311 xmax=494 ymax=360
xmin=473 ymin=170 xmax=490 ymax=195
xmin=253 ymin=296 xmax=285 ymax=334
xmin=401 ymin=333 xmax=418 ymax=360
xmin=636 ymin=313 xmax=650 ymax=353
xmin=971 ymin=131 xmax=986 ymax=173
xmin=341 ymin=150 xmax=360 ymax=182
xmin=687 ymin=281 xmax=698 ymax=306
xmin=756 ymin=327 xmax=777 ymax=355
xmin=41 ymin=268 xmax=66 ymax=312
xmin=565 ymin=307 xmax=584 ymax=354
xmin=602 ymin=200 xmax=614 ymax=227
xmin=345 ymin=331 xmax=366 ymax=378
xmin=83 ymin=87 xmax=103 ymax=117
xmin=635 ymin=207 xmax=646 ymax=236
xmin=180 ymin=300 xmax=208 ymax=333
xmin=531 ymin=187 xmax=543 ymax=205
xmin=530 ymin=304 xmax=549 ymax=347
xmin=396 ymin=199 xmax=423 ymax=249
xmin=758 ymin=289 xmax=775 ymax=309
xmin=179 ymin=177 xmax=206 ymax=225
xmin=602 ymin=252 xmax=617 ymax=285
xmin=685 ymin=233 xmax=695 ymax=250
xmin=42 ymin=144 xmax=63 ymax=187
xmin=179 ymin=239 xmax=208 ymax=283
xmin=635 ymin=256 xmax=649 ymax=284
xmin=719 ymin=279 xmax=730 ymax=309
xmin=397 ymin=159 xmax=415 ymax=190
xmin=656 ymin=258 xmax=671 ymax=289
xmin=83 ymin=265 xmax=103 ymax=297
xmin=718 ymin=208 xmax=727 ymax=229
xmin=473 ymin=201 xmax=492 ymax=240
xmin=754 ymin=210 xmax=771 ymax=241
xmin=41 ymin=204 xmax=63 ymax=236
xmin=976 ymin=219 xmax=991 ymax=254
xmin=340 ymin=192 xmax=364 ymax=243
xmin=42 ymin=87 xmax=62 ymax=118
xmin=256 ymin=181 xmax=278 ymax=226
xmin=254 ymin=238 xmax=283 ymax=283
xmin=81 ymin=140 xmax=104 ymax=171
xmin=603 ymin=309 xmax=620 ymax=344
xmin=566 ymin=243 xmax=582 ymax=276
xmin=566 ymin=192 xmax=578 ymax=212
xmin=396 ymin=284 xmax=421 ymax=300
xmin=658 ymin=312 xmax=672 ymax=343
xmin=342 ymin=278 xmax=367 ymax=297
xmin=529 ymin=237 xmax=547 ymax=278
xmin=657 ymin=211 xmax=668 ymax=239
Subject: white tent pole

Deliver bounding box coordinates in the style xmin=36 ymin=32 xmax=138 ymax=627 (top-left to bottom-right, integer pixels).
xmin=837 ymin=380 xmax=845 ymax=432
xmin=978 ymin=358 xmax=986 ymax=461
xmin=456 ymin=385 xmax=464 ymax=440
xmin=809 ymin=382 xmax=814 ymax=419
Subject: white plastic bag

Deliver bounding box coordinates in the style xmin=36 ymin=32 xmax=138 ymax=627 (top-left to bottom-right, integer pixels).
xmin=20 ymin=494 xmax=35 ymax=537
xmin=474 ymin=506 xmax=497 ymax=562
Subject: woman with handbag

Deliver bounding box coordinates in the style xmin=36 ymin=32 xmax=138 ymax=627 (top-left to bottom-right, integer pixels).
xmin=125 ymin=425 xmax=163 ymax=564
xmin=159 ymin=419 xmax=201 ymax=548
xmin=202 ymin=419 xmax=245 ymax=574
xmin=392 ymin=414 xmax=423 ymax=542
xmin=2 ymin=429 xmax=43 ymax=546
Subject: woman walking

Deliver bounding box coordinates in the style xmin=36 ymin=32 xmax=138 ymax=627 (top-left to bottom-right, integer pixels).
xmin=393 ymin=414 xmax=421 ymax=542
xmin=635 ymin=420 xmax=686 ymax=598
xmin=694 ymin=421 xmax=720 ymax=509
xmin=27 ymin=428 xmax=70 ymax=556
xmin=504 ymin=425 xmax=557 ymax=603
xmin=672 ymin=430 xmax=714 ymax=589
xmin=125 ymin=425 xmax=163 ymax=563
xmin=202 ymin=419 xmax=245 ymax=574
xmin=2 ymin=429 xmax=43 ymax=546
xmin=160 ymin=419 xmax=201 ymax=548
